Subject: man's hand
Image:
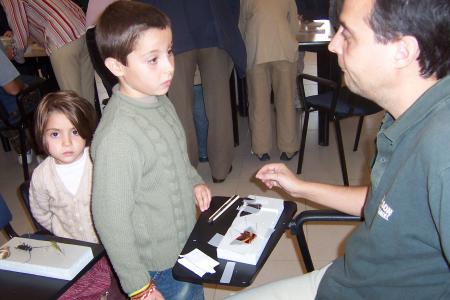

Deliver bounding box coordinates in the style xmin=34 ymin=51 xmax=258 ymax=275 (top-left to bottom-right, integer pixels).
xmin=194 ymin=184 xmax=211 ymax=212
xmin=255 ymin=163 xmax=302 ymax=197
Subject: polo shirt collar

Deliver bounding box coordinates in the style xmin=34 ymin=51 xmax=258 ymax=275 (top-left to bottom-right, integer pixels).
xmin=381 ymin=75 xmax=450 ymax=145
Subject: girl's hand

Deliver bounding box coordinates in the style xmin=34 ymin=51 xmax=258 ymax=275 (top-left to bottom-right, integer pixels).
xmin=194 ymin=184 xmax=211 ymax=212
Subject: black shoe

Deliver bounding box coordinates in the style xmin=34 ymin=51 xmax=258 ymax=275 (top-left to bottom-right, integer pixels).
xmin=212 ymin=166 xmax=233 ymax=183
xmin=256 ymin=153 xmax=270 ymax=161
xmin=280 ymin=151 xmax=298 ymax=161
xmin=199 ymin=156 xmax=209 ymax=163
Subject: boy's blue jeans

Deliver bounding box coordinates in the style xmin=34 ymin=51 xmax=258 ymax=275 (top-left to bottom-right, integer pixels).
xmin=149 ymin=268 xmax=204 ymax=300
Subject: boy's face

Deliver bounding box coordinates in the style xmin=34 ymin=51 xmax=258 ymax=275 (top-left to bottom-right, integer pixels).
xmin=116 ymin=27 xmax=174 ymax=98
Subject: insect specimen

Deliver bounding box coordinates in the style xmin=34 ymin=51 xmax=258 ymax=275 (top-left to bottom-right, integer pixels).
xmin=15 ymin=241 xmax=64 ymax=263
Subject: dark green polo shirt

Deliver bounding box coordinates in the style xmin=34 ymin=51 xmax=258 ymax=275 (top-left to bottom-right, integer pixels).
xmin=317 ymin=75 xmax=450 ymax=299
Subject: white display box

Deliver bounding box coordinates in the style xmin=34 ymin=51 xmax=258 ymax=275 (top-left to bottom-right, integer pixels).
xmin=217 ymin=195 xmax=284 ymax=265
xmin=0 ymin=237 xmax=94 ymax=280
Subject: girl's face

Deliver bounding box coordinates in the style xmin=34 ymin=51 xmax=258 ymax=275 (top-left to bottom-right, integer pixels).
xmin=43 ymin=112 xmax=86 ymax=164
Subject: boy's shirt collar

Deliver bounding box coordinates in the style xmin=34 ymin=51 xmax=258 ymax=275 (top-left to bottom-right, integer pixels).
xmin=113 ymin=84 xmax=159 ymax=106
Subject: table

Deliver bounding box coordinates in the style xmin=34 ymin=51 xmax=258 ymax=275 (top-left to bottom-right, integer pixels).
xmin=172 ymin=196 xmax=297 ymax=287
xmin=0 ymin=235 xmax=105 ymax=300
xmin=297 ymin=19 xmax=334 ymax=146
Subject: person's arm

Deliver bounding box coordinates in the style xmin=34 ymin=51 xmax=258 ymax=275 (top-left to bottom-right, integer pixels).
xmin=256 ymin=163 xmax=368 ymax=216
xmin=3 ymin=77 xmax=24 ymax=95
xmin=0 ymin=44 xmax=23 ymax=94
xmin=29 ymin=167 xmax=53 ymax=232
xmin=0 ymin=0 xmax=29 ymax=63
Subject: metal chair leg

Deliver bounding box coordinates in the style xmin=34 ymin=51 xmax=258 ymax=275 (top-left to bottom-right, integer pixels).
xmin=289 ymin=215 xmax=314 ymax=272
xmin=1 ymin=135 xmax=11 ymax=152
xmin=18 ymin=126 xmax=30 ymax=181
xmin=353 ymin=116 xmax=364 ymax=151
xmin=297 ymin=110 xmax=310 ymax=174
xmin=334 ymin=119 xmax=349 ymax=186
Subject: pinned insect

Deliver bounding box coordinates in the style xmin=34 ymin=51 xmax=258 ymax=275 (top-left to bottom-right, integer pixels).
xmin=236 ymin=230 xmax=257 ymax=244
xmin=15 ymin=241 xmax=64 ymax=263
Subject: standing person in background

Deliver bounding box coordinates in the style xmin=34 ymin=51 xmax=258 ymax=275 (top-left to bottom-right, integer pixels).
xmin=328 ymin=0 xmax=343 ymax=30
xmin=239 ymin=0 xmax=299 ymax=161
xmin=86 ymin=0 xmax=117 ymax=28
xmin=0 ymin=0 xmax=95 ymax=106
xmin=296 ymin=0 xmax=330 ymax=22
xmin=139 ymin=0 xmax=246 ymax=183
xmin=193 ymin=66 xmax=209 ymax=163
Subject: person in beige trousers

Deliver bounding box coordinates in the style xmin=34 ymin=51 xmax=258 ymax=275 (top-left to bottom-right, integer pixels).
xmin=239 ymin=0 xmax=299 ymax=161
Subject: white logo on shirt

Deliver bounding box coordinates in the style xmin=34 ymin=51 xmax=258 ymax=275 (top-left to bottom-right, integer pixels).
xmin=377 ymin=198 xmax=394 ymax=221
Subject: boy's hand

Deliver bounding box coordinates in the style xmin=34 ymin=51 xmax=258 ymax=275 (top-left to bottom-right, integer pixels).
xmin=150 ymin=288 xmax=164 ymax=300
xmin=194 ymin=184 xmax=211 ymax=212
xmin=141 ymin=288 xmax=164 ymax=300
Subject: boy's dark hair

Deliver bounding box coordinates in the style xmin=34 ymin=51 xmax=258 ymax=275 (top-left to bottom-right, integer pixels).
xmin=369 ymin=0 xmax=450 ymax=79
xmin=95 ymin=0 xmax=171 ymax=66
xmin=35 ymin=91 xmax=97 ymax=155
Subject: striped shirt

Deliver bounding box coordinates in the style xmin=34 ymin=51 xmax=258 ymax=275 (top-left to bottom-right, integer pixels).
xmin=0 ymin=0 xmax=86 ymax=61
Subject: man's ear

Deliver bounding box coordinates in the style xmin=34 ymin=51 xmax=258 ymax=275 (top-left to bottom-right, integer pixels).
xmin=393 ymin=35 xmax=420 ymax=69
xmin=104 ymin=57 xmax=125 ymax=77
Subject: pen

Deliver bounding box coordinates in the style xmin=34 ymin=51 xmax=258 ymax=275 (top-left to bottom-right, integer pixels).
xmin=208 ymin=194 xmax=240 ymax=223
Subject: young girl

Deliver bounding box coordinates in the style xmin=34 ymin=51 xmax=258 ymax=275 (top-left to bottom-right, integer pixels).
xmin=29 ymin=91 xmax=113 ymax=300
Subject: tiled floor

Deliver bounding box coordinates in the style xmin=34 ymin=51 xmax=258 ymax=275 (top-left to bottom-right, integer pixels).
xmin=0 ymin=53 xmax=384 ymax=299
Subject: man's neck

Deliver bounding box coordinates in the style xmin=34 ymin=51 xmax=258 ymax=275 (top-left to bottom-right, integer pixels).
xmin=385 ymin=74 xmax=438 ymax=119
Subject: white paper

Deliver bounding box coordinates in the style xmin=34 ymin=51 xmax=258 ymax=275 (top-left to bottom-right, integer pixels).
xmin=208 ymin=233 xmax=224 ymax=248
xmin=178 ymin=248 xmax=219 ymax=277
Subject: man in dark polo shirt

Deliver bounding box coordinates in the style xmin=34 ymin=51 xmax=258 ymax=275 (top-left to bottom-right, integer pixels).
xmin=228 ymin=0 xmax=450 ymax=299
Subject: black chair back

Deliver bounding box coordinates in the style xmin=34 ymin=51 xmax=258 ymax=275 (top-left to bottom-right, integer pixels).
xmin=86 ymin=27 xmax=118 ymax=98
xmin=0 ymin=194 xmax=18 ymax=239
xmin=0 ymin=78 xmax=50 ymax=180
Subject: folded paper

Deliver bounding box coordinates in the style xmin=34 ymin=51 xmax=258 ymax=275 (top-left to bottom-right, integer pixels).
xmin=178 ymin=248 xmax=219 ymax=277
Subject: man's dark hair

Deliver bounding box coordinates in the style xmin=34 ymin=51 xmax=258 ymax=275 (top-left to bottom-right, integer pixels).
xmin=96 ymin=0 xmax=170 ymax=66
xmin=369 ymin=0 xmax=450 ymax=79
